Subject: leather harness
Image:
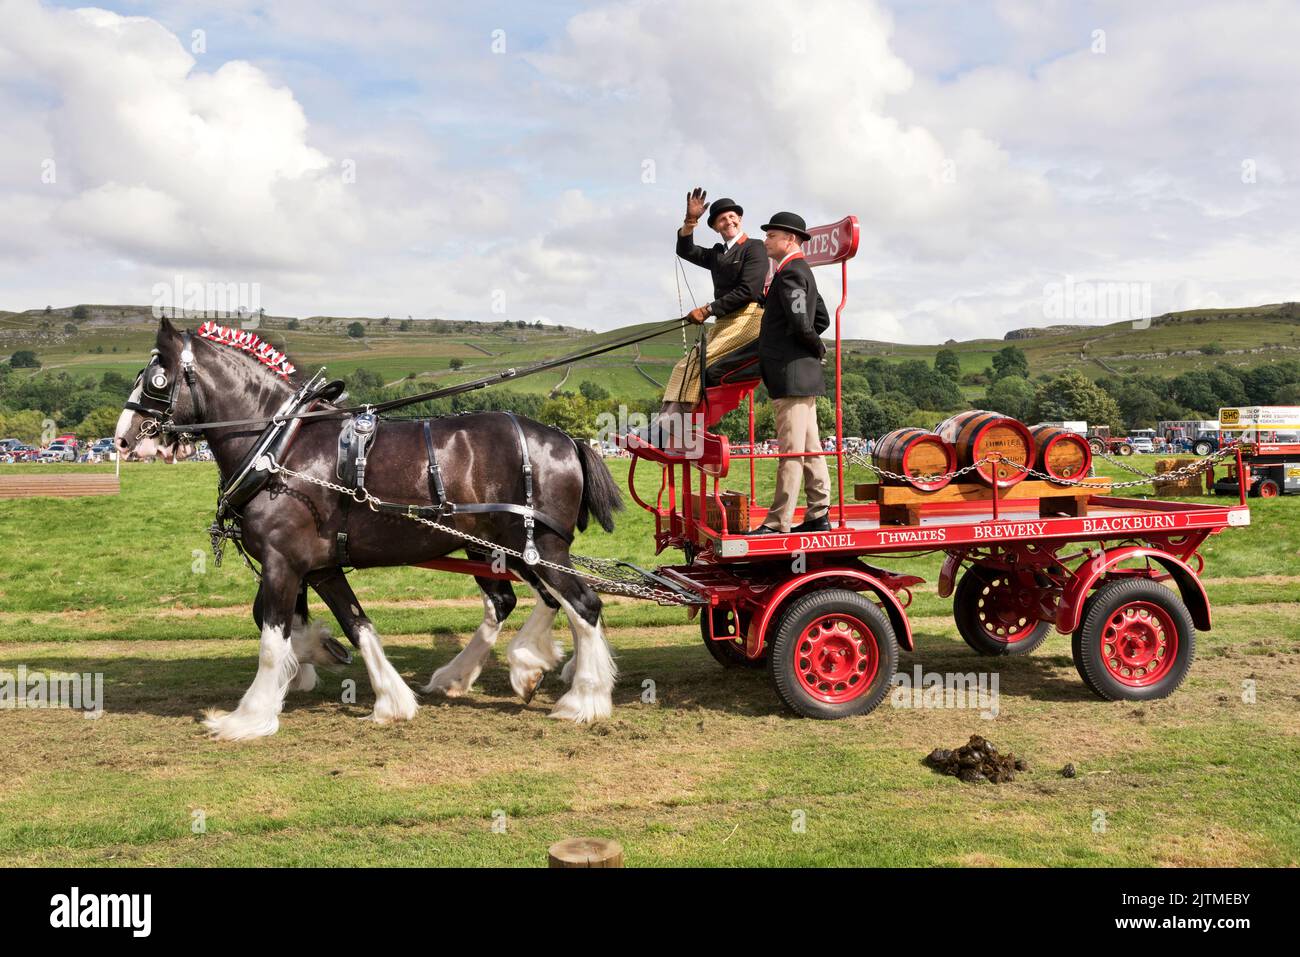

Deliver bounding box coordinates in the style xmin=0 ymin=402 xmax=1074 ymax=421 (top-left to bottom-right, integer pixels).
xmin=354 ymin=411 xmax=573 ymax=566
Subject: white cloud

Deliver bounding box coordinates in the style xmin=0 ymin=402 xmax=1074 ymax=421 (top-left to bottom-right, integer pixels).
xmin=0 ymin=0 xmax=1296 ymax=345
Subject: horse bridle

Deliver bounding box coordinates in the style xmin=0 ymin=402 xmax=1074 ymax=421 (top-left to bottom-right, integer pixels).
xmin=124 ymin=331 xmax=206 ymax=442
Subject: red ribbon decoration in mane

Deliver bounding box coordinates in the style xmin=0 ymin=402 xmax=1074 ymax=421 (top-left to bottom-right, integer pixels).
xmin=196 ymin=321 xmax=297 ymax=379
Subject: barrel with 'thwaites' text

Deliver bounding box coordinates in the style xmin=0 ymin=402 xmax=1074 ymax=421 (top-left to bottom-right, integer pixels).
xmin=934 ymin=410 xmax=1034 ymax=488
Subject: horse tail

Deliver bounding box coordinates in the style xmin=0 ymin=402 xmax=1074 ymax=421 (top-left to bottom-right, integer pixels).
xmin=574 ymin=438 xmax=623 ymax=533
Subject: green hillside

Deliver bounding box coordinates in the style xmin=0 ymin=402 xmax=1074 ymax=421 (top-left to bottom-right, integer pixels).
xmin=845 ymin=303 xmax=1300 ymax=385
xmin=0 ymin=305 xmax=695 ymax=400
xmin=5 ymin=302 xmax=1298 ymax=402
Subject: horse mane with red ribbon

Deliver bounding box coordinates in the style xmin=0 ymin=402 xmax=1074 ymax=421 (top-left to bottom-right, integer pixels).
xmin=195 ymin=321 xmax=297 ymax=379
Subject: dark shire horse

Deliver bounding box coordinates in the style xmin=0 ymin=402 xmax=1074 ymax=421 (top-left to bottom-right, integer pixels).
xmin=114 ymin=317 xmax=624 ymax=739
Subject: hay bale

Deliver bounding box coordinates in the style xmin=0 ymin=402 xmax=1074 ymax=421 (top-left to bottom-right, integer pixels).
xmin=1153 ymin=457 xmax=1203 ymax=497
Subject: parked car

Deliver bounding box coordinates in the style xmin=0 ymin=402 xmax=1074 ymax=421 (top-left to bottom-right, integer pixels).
xmin=1129 ymin=429 xmax=1157 ymax=453
xmin=42 ymin=443 xmax=76 ymax=461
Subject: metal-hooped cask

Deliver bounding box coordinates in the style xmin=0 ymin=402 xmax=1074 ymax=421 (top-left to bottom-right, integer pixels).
xmin=934 ymin=411 xmax=1034 ymax=488
xmin=1030 ymin=424 xmax=1093 ymax=483
xmin=872 ymin=428 xmax=957 ymax=491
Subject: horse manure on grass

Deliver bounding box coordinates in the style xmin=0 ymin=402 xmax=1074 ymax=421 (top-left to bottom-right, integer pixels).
xmin=925 ymin=735 xmax=1026 ymax=784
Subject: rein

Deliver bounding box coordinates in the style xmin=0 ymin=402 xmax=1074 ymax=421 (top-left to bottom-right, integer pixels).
xmin=155 ymin=317 xmax=691 ymax=435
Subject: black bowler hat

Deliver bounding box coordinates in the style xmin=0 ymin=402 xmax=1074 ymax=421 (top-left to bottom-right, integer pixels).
xmin=760 ymin=211 xmax=811 ymax=242
xmin=707 ymin=197 xmax=743 ymax=228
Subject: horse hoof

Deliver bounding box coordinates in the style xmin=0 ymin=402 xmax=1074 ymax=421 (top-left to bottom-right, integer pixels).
xmin=422 ymin=665 xmax=478 ymax=697
xmin=323 ymin=637 xmax=353 ymax=665
xmin=202 ymin=708 xmax=279 ymax=741
xmin=547 ymin=686 xmax=612 ymax=725
xmin=289 ymin=664 xmax=320 ymax=692
xmin=367 ymin=686 xmax=420 ymax=724
xmin=510 ymin=667 xmax=543 ymax=702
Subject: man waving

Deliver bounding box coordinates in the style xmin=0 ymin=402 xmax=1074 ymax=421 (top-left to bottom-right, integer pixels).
xmin=658 ymin=187 xmax=768 ymax=440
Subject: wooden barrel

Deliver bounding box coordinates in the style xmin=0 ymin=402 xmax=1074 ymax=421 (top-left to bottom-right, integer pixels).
xmin=935 ymin=411 xmax=1034 ymax=488
xmin=872 ymin=427 xmax=957 ymax=491
xmin=1030 ymin=424 xmax=1092 ymax=483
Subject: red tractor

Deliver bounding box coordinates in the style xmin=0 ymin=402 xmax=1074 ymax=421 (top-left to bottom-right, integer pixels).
xmin=1087 ymin=426 xmax=1134 ymax=456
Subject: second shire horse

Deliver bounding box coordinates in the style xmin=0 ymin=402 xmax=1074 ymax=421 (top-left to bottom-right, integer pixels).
xmin=114 ymin=317 xmax=624 ymax=740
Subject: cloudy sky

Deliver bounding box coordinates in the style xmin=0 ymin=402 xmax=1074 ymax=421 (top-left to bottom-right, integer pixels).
xmin=1 ymin=0 xmax=1297 ymax=343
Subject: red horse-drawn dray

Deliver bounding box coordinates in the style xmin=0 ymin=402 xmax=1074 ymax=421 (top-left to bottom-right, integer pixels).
xmin=618 ymin=215 xmax=1251 ymax=718
xmin=116 ymin=214 xmax=1252 ymax=731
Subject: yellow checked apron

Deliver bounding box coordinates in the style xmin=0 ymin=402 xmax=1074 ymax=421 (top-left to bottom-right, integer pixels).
xmin=662 ymin=301 xmax=764 ymax=405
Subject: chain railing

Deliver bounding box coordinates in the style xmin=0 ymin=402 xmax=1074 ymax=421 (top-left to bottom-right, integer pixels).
xmin=846 ymin=442 xmax=1241 ymax=491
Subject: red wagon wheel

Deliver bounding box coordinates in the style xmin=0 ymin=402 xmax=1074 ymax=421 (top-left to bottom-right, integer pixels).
xmin=1072 ymin=578 xmax=1195 ymax=701
xmin=953 ymin=566 xmax=1052 ymax=656
xmin=700 ymin=606 xmax=764 ymax=668
xmin=768 ymin=589 xmax=897 ymax=719
xmin=1255 ymin=479 xmax=1280 ymax=498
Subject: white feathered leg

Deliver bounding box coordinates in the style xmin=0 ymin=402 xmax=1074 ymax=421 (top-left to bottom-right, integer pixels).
xmin=545 ymin=589 xmax=616 ymax=724
xmin=507 ymin=595 xmax=563 ymax=700
xmin=358 ymin=622 xmax=419 ymax=724
xmin=423 ymin=592 xmax=504 ymax=696
xmin=204 ymin=622 xmax=299 ymax=740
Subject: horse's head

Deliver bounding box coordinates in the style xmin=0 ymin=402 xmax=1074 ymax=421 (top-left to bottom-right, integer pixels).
xmin=114 ymin=316 xmax=200 ymax=463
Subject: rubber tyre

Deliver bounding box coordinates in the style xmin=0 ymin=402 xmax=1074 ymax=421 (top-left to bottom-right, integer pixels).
xmin=953 ymin=566 xmax=1053 ymax=656
xmin=1073 ymin=579 xmax=1195 ymax=701
xmin=1070 ymin=589 xmax=1106 ymax=697
xmin=768 ymin=589 xmax=898 ymax=719
xmin=1256 ymin=479 xmax=1280 ymax=499
xmin=1117 ymin=443 xmax=1134 ymax=456
xmin=1193 ymin=440 xmax=1214 ymax=456
xmin=1088 ymin=439 xmax=1105 ymax=454
xmin=700 ymin=607 xmax=764 ymax=668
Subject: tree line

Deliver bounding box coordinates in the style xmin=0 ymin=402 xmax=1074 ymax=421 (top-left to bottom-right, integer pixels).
xmin=2 ymin=343 xmax=1298 ymax=446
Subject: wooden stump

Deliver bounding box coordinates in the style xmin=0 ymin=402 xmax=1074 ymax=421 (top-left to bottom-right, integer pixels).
xmin=547 ymin=837 xmax=624 ymax=868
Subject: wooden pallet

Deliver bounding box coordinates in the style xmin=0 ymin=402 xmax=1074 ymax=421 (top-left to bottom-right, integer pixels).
xmin=854 ymin=478 xmax=1111 ymax=525
xmin=0 ymin=473 xmax=120 ymax=499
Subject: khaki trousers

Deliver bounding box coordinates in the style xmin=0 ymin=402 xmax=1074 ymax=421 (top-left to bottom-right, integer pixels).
xmin=763 ymin=396 xmax=831 ymax=531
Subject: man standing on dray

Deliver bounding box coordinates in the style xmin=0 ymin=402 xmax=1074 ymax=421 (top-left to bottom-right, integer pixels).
xmin=658 ymin=187 xmax=768 ymax=443
xmin=744 ymin=211 xmax=831 ymax=535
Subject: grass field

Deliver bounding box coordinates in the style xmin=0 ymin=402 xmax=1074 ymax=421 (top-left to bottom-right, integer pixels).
xmin=0 ymin=455 xmax=1297 ymax=866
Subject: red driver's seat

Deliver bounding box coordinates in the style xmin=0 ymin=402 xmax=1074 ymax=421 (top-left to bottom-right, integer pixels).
xmin=697 ymin=340 xmax=762 ymax=427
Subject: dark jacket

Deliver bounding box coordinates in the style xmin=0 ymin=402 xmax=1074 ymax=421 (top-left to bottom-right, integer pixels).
xmin=758 ymin=256 xmax=830 ymax=399
xmin=675 ymin=231 xmax=768 ymax=317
